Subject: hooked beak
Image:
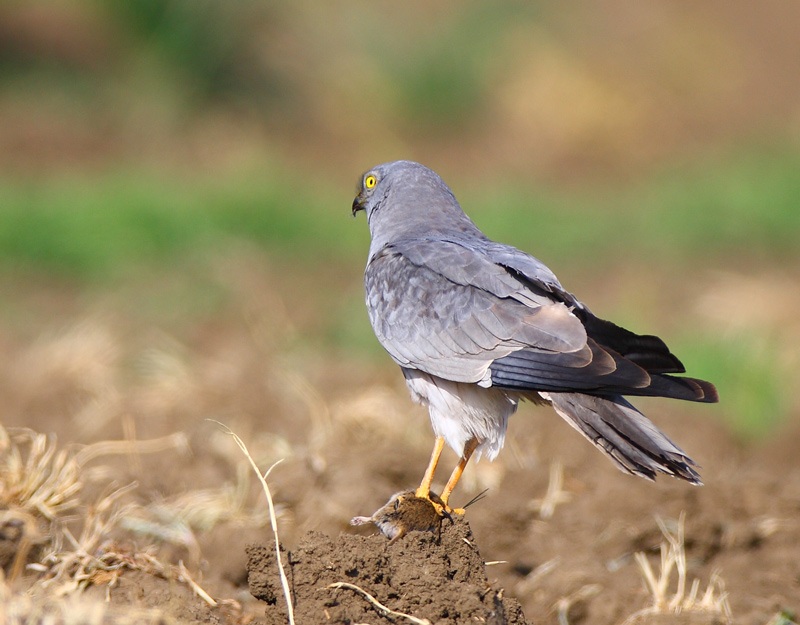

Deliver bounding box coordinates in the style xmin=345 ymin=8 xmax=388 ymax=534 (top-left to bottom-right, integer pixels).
xmin=352 ymin=194 xmax=365 ymax=217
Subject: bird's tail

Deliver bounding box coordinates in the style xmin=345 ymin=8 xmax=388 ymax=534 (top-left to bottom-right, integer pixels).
xmin=540 ymin=391 xmax=701 ymax=484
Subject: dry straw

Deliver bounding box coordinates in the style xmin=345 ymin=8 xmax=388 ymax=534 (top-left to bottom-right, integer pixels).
xmin=328 ymin=582 xmax=432 ymax=625
xmin=622 ymin=512 xmax=732 ymax=624
xmin=209 ymin=420 xmax=294 ymax=625
xmin=0 ymin=421 xmax=219 ymax=613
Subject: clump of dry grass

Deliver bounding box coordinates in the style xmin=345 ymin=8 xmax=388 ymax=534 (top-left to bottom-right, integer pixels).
xmin=35 ymin=482 xmax=146 ymax=595
xmin=0 ymin=420 xmax=228 ymax=617
xmin=36 ymin=489 xmax=221 ymax=610
xmin=623 ymin=513 xmax=732 ymax=624
xmin=0 ymin=422 xmax=188 ymax=572
xmin=0 ymin=426 xmax=83 ymax=521
xmin=0 ymin=569 xmax=172 ymax=625
xmin=0 ymin=425 xmax=84 ymax=580
xmin=0 ymin=424 xmax=188 ymax=529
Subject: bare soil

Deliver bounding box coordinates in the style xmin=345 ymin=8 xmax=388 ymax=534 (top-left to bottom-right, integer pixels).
xmin=247 ymin=518 xmax=527 ymax=625
xmin=239 ymin=408 xmax=800 ymax=625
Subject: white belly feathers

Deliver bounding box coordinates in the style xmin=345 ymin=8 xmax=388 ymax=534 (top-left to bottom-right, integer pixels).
xmin=402 ymin=368 xmax=519 ymax=461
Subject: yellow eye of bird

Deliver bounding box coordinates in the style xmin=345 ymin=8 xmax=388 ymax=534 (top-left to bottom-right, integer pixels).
xmin=364 ymin=174 xmax=377 ymax=189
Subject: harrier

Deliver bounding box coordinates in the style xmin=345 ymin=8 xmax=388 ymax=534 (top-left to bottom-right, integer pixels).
xmin=352 ymin=161 xmax=718 ymax=516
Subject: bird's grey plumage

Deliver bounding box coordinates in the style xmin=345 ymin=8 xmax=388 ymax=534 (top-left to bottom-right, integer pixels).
xmin=353 ymin=160 xmax=717 ymax=483
xmin=365 ymin=242 xmax=585 ymax=384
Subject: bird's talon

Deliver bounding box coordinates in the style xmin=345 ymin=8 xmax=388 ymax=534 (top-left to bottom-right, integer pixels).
xmin=429 ymin=501 xmax=450 ymax=519
xmin=428 ymin=498 xmax=464 ymax=519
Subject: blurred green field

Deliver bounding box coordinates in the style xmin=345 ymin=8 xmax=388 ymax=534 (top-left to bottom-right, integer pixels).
xmin=2 ymin=4 xmax=800 ymax=621
xmin=2 ymin=147 xmax=798 ymax=280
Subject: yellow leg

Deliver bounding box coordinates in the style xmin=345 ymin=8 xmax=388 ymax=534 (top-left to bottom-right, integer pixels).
xmin=416 ymin=436 xmax=446 ymax=499
xmin=440 ymin=437 xmax=479 ymax=506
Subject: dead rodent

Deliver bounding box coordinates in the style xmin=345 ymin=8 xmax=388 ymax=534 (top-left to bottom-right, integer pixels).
xmin=350 ymin=490 xmax=450 ymax=544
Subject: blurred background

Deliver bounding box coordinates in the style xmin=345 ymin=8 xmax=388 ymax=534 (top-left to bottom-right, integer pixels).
xmin=2 ymin=0 xmax=799 ymax=466
xmin=3 ymin=3 xmax=800 ymax=620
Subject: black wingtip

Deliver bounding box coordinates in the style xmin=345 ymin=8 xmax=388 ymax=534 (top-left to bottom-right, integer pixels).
xmin=631 ymin=374 xmax=719 ymax=403
xmin=579 ymin=313 xmax=689 ymax=374
xmin=700 ymin=380 xmax=720 ymax=403
xmin=679 ymin=377 xmax=719 ymax=403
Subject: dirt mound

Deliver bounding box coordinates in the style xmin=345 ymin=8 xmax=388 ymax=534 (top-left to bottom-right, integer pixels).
xmin=247 ymin=518 xmax=528 ymax=625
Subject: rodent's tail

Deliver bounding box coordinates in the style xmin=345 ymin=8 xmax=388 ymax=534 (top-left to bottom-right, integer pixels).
xmin=540 ymin=391 xmax=701 ymax=484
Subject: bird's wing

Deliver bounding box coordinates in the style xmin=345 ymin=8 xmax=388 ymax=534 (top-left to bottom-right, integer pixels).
xmin=477 ymin=241 xmax=691 ymax=375
xmin=366 ymin=238 xmax=717 ymax=402
xmin=365 ymin=241 xmax=588 ymax=385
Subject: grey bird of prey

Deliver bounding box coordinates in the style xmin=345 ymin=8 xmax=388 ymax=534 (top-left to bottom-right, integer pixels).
xmin=352 ymin=160 xmax=718 ymax=514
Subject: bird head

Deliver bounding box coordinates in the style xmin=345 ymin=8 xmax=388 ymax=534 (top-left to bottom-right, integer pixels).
xmin=352 ymin=161 xmax=483 ymax=253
